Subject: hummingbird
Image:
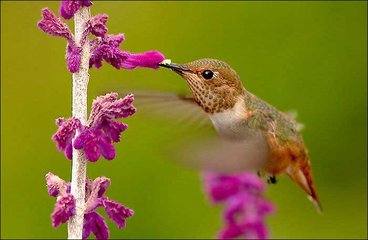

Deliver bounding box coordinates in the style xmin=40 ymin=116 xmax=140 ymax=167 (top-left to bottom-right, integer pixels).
xmin=157 ymin=58 xmax=322 ymax=212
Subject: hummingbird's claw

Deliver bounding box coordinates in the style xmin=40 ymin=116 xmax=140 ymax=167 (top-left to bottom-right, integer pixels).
xmin=267 ymin=175 xmax=277 ymax=184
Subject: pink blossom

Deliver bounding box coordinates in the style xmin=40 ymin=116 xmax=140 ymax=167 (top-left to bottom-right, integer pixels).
xmin=37 ymin=8 xmax=73 ymax=40
xmin=52 ymin=117 xmax=81 ymax=160
xmin=203 ymin=172 xmax=274 ymax=239
xmin=73 ymin=93 xmax=135 ymax=162
xmin=45 ymin=173 xmax=133 ymax=238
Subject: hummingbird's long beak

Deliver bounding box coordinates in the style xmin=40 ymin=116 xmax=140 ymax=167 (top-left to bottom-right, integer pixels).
xmin=159 ymin=59 xmax=191 ymax=74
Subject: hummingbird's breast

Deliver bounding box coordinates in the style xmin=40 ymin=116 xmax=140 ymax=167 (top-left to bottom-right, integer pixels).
xmin=208 ymin=97 xmax=264 ymax=141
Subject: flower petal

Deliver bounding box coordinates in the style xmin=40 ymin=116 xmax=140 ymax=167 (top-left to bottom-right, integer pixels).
xmin=66 ymin=43 xmax=82 ymax=73
xmin=45 ymin=172 xmax=68 ymax=197
xmin=219 ymin=223 xmax=244 ymax=240
xmin=84 ymin=139 xmax=100 ymax=162
xmin=60 ymin=0 xmax=91 ymax=20
xmin=89 ymin=93 xmax=136 ymax=128
xmin=51 ymin=194 xmax=75 ymax=227
xmin=103 ymin=121 xmax=128 ymax=143
xmin=89 ymin=14 xmax=108 ymax=37
xmin=38 ymin=8 xmax=72 ymax=40
xmin=203 ymin=172 xmax=241 ymax=202
xmin=102 ymin=198 xmax=134 ymax=229
xmin=52 ymin=117 xmax=81 ymax=160
xmin=121 ymin=50 xmax=165 ymax=69
xmin=98 ymin=136 xmax=115 ymax=160
xmin=83 ymin=212 xmax=109 ymax=240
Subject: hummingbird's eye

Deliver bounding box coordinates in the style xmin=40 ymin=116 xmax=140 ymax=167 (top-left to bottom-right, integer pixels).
xmin=201 ymin=70 xmax=214 ymax=80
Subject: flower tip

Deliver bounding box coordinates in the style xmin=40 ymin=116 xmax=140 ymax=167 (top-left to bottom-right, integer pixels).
xmin=40 ymin=7 xmax=50 ymax=15
xmin=122 ymin=50 xmax=165 ymax=69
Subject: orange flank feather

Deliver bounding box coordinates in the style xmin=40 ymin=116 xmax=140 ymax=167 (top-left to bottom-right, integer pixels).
xmin=264 ymin=134 xmax=322 ymax=213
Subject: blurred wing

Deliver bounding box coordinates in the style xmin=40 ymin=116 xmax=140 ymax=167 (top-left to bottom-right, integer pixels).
xmin=128 ymin=90 xmax=212 ymax=130
xmin=174 ymin=133 xmax=269 ymax=173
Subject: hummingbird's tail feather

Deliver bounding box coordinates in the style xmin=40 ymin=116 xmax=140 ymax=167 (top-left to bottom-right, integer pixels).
xmin=286 ymin=160 xmax=322 ymax=213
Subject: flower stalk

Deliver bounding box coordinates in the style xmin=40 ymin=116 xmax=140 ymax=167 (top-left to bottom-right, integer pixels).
xmin=68 ymin=7 xmax=90 ymax=239
xmin=38 ymin=1 xmax=165 ymax=238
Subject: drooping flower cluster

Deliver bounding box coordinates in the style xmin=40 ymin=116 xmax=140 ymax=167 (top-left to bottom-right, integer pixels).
xmin=46 ymin=172 xmax=133 ymax=239
xmin=37 ymin=4 xmax=165 ymax=73
xmin=203 ymin=172 xmax=274 ymax=239
xmin=52 ymin=92 xmax=135 ymax=162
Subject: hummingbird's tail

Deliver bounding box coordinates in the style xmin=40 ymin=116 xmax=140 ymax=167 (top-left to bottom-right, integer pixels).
xmin=286 ymin=159 xmax=322 ymax=213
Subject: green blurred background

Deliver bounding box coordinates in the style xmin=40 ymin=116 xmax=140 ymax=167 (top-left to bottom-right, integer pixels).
xmin=1 ymin=1 xmax=367 ymax=238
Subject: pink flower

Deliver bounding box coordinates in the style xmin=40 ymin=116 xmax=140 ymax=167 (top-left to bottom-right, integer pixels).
xmin=45 ymin=173 xmax=134 ymax=239
xmin=103 ymin=199 xmax=134 ymax=229
xmin=83 ymin=176 xmax=134 ymax=239
xmin=52 ymin=117 xmax=81 ymax=160
xmin=37 ymin=8 xmax=73 ymax=40
xmin=203 ymin=172 xmax=274 ymax=239
xmin=37 ymin=8 xmax=82 ymax=73
xmin=52 ymin=93 xmax=135 ymax=162
xmin=73 ymin=93 xmax=136 ymax=162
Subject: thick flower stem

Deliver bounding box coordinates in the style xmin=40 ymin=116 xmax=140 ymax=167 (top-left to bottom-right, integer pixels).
xmin=68 ymin=7 xmax=91 ymax=239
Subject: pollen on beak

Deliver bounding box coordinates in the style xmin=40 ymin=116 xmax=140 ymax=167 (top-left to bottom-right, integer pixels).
xmin=159 ymin=59 xmax=191 ymax=74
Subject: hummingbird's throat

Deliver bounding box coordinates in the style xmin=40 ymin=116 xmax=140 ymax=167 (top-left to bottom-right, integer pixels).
xmin=184 ymin=77 xmax=240 ymax=114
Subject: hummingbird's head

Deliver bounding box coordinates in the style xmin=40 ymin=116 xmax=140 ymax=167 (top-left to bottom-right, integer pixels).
xmin=159 ymin=58 xmax=244 ymax=113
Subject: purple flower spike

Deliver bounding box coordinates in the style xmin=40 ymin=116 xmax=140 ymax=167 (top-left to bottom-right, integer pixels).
xmin=51 ymin=193 xmax=76 ymax=227
xmin=102 ymin=199 xmax=134 ymax=229
xmin=37 ymin=8 xmax=73 ymax=40
xmin=66 ymin=43 xmax=82 ymax=73
xmin=203 ymin=172 xmax=274 ymax=239
xmin=60 ymin=0 xmax=93 ymax=20
xmin=52 ymin=117 xmax=81 ymax=159
xmin=122 ymin=50 xmax=166 ymax=69
xmin=83 ymin=212 xmax=109 ymax=240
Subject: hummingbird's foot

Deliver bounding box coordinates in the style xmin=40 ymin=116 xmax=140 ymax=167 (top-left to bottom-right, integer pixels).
xmin=267 ymin=175 xmax=277 ymax=184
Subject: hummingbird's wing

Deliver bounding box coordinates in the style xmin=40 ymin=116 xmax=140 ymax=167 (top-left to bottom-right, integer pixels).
xmin=127 ymin=90 xmax=212 ymax=130
xmin=114 ymin=90 xmax=266 ymax=173
xmin=174 ymin=135 xmax=269 ymax=173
